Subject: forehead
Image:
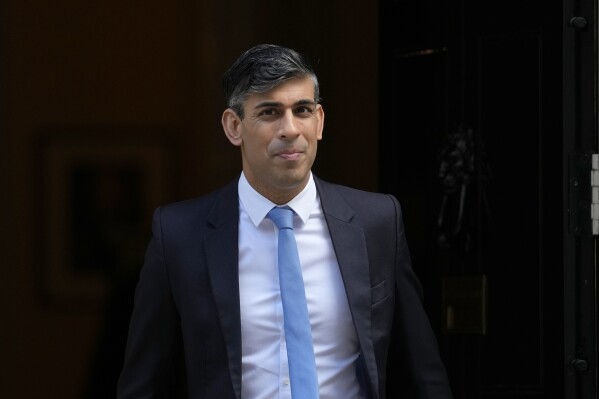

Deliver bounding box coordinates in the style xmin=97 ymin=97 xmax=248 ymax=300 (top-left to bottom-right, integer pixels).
xmin=245 ymin=77 xmax=315 ymax=106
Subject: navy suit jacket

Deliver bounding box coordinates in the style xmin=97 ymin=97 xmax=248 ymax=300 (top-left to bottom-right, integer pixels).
xmin=117 ymin=177 xmax=452 ymax=398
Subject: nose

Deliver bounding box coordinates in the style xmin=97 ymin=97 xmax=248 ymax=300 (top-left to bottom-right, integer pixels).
xmin=277 ymin=110 xmax=300 ymax=139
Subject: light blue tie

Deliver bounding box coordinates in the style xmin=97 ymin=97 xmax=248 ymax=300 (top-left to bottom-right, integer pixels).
xmin=267 ymin=206 xmax=319 ymax=398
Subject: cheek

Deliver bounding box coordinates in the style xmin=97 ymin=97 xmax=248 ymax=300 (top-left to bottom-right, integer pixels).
xmin=304 ymin=121 xmax=322 ymax=140
xmin=244 ymin=138 xmax=272 ymax=166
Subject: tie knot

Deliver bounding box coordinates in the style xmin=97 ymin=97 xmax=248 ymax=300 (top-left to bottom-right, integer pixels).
xmin=267 ymin=206 xmax=294 ymax=230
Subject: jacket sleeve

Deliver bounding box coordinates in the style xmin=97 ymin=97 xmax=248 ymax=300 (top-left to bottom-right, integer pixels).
xmin=388 ymin=195 xmax=453 ymax=399
xmin=117 ymin=207 xmax=186 ymax=398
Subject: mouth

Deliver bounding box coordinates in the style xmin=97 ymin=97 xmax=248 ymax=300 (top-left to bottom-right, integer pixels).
xmin=274 ymin=149 xmax=304 ymax=161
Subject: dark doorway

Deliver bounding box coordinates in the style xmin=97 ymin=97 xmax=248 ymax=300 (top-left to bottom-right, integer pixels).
xmin=379 ymin=0 xmax=597 ymax=397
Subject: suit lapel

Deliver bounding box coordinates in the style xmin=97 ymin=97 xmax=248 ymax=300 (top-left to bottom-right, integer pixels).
xmin=201 ymin=177 xmax=378 ymax=399
xmin=204 ymin=180 xmax=242 ymax=399
xmin=315 ymin=178 xmax=378 ymax=397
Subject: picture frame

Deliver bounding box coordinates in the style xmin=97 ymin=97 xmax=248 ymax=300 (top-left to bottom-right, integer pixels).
xmin=37 ymin=132 xmax=174 ymax=308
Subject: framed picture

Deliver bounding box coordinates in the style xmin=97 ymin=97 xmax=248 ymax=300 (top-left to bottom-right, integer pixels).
xmin=38 ymin=133 xmax=173 ymax=308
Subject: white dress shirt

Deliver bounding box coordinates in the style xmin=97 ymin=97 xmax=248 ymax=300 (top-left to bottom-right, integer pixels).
xmin=238 ymin=172 xmax=363 ymax=399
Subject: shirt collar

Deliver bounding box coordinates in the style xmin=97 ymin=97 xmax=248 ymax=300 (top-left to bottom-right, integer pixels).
xmin=238 ymin=172 xmax=317 ymax=227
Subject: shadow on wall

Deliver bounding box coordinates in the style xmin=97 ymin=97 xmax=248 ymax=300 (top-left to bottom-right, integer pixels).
xmin=36 ymin=133 xmax=173 ymax=398
xmin=64 ymin=164 xmax=144 ymax=396
xmin=83 ymin=271 xmax=138 ymax=398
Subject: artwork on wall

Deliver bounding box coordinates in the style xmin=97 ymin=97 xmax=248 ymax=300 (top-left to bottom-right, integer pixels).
xmin=37 ymin=132 xmax=174 ymax=308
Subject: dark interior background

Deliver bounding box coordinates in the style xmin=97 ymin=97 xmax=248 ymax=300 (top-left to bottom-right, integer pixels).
xmin=0 ymin=2 xmax=378 ymax=398
xmin=1 ymin=0 xmax=597 ymax=398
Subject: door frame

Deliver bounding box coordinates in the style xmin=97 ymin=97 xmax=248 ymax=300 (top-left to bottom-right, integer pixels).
xmin=562 ymin=0 xmax=598 ymax=396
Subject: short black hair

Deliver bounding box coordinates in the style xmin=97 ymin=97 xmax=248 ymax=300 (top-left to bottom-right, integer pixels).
xmin=222 ymin=44 xmax=320 ymax=119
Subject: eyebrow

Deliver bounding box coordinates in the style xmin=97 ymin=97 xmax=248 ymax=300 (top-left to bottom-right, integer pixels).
xmin=253 ymin=99 xmax=317 ymax=109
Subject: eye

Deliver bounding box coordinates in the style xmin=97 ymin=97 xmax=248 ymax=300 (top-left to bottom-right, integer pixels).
xmin=294 ymin=106 xmax=314 ymax=117
xmin=258 ymin=108 xmax=278 ymax=117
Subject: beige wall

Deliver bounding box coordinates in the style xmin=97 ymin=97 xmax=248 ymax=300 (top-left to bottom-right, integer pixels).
xmin=0 ymin=1 xmax=377 ymax=397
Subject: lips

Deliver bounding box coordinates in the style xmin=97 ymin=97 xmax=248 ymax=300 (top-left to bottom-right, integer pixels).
xmin=274 ymin=149 xmax=304 ymax=161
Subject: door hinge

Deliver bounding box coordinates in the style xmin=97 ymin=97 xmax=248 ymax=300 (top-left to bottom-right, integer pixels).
xmin=591 ymin=154 xmax=599 ymax=235
xmin=568 ymin=153 xmax=595 ymax=235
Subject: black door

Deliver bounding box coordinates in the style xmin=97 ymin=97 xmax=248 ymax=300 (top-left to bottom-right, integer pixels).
xmin=379 ymin=0 xmax=597 ymax=397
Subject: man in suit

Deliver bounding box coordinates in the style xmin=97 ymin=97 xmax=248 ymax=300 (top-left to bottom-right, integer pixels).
xmin=117 ymin=44 xmax=452 ymax=398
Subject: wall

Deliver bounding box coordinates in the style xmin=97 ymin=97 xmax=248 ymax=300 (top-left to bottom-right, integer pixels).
xmin=0 ymin=1 xmax=378 ymax=397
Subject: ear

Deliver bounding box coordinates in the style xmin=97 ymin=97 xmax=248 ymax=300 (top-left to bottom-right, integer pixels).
xmin=222 ymin=108 xmax=243 ymax=146
xmin=315 ymin=104 xmax=325 ymax=140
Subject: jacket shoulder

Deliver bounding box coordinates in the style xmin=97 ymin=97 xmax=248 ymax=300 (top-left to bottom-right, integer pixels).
xmin=156 ymin=179 xmax=238 ymax=231
xmin=316 ymin=178 xmax=400 ymax=214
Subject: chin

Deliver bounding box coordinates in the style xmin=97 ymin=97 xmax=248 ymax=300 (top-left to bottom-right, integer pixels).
xmin=274 ymin=171 xmax=310 ymax=189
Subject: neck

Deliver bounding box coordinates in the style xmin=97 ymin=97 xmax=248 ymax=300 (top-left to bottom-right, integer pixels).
xmin=244 ymin=174 xmax=309 ymax=205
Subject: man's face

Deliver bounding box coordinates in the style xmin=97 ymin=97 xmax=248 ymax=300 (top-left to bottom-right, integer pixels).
xmin=222 ymin=77 xmax=324 ymax=204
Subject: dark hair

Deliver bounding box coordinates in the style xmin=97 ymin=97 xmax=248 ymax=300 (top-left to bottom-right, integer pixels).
xmin=222 ymin=44 xmax=320 ymax=119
